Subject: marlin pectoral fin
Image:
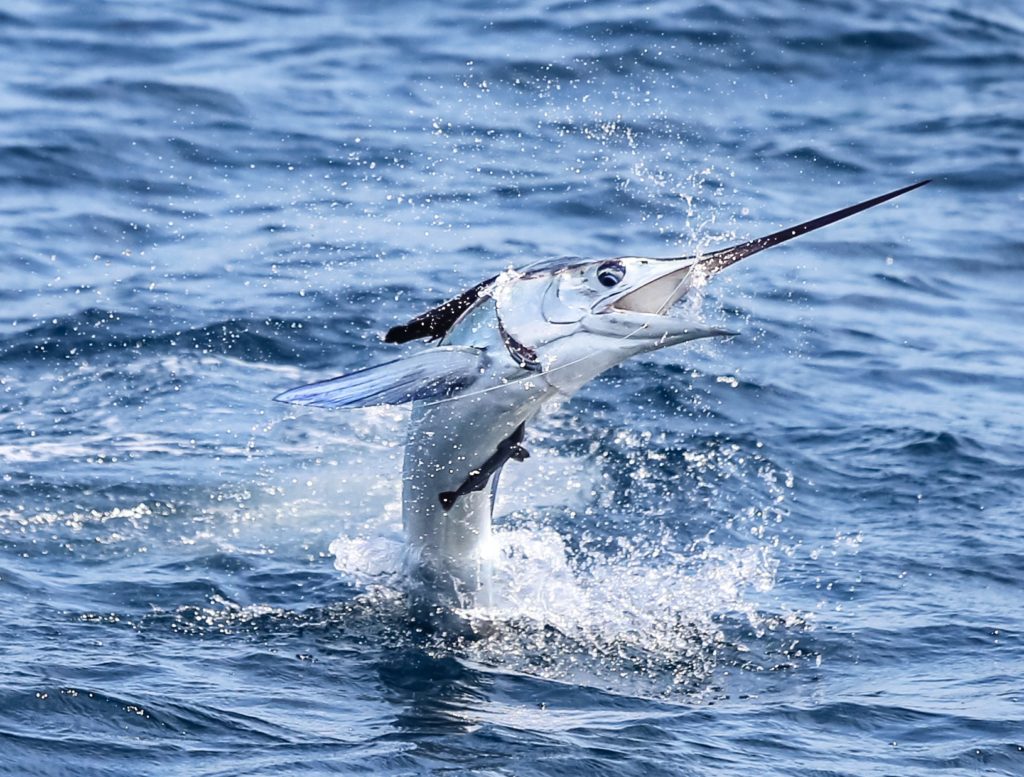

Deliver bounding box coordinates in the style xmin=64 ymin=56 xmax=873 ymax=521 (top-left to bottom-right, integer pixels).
xmin=274 ymin=346 xmax=486 ymax=409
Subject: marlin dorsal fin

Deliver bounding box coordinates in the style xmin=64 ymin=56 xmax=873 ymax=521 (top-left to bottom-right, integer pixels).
xmin=274 ymin=346 xmax=486 ymax=409
xmin=384 ymin=276 xmax=497 ymax=344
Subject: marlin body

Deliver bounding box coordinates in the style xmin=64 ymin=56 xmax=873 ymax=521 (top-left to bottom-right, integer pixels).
xmin=276 ymin=180 xmax=928 ymax=608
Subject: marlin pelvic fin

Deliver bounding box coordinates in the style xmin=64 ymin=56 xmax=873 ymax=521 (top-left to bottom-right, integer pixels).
xmin=438 ymin=423 xmax=529 ymax=511
xmin=274 ymin=346 xmax=486 ymax=409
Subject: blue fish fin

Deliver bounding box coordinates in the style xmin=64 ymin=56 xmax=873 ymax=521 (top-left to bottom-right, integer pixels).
xmin=274 ymin=346 xmax=486 ymax=409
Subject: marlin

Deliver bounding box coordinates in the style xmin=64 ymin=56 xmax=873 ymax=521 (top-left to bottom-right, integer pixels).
xmin=276 ymin=180 xmax=928 ymax=610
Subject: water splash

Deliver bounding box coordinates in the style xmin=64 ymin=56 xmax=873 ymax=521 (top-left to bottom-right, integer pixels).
xmin=472 ymin=523 xmax=782 ymax=695
xmin=325 ymin=510 xmax=799 ymax=700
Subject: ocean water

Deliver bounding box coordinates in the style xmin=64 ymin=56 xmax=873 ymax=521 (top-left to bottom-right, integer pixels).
xmin=1 ymin=0 xmax=1022 ymax=774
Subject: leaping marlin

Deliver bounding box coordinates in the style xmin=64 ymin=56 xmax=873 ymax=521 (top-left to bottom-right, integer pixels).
xmin=276 ymin=180 xmax=928 ymax=609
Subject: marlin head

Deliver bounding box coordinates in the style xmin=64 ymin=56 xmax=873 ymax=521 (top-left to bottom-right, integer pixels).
xmin=487 ymin=253 xmax=725 ymax=385
xmin=487 ymin=180 xmax=930 ymax=392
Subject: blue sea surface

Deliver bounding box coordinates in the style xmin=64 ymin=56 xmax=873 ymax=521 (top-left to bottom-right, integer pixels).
xmin=1 ymin=1 xmax=1022 ymax=774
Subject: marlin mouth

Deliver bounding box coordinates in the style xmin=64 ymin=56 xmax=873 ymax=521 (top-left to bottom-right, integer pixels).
xmin=612 ymin=180 xmax=930 ymax=317
xmin=611 ymin=258 xmax=697 ymax=316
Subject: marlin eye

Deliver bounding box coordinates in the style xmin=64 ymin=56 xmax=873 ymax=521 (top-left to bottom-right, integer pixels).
xmin=597 ymin=261 xmax=625 ymax=288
